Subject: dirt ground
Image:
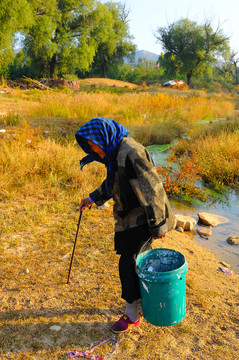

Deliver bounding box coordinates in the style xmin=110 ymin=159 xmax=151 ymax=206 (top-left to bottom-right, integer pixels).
xmin=0 ymin=207 xmax=238 ymax=360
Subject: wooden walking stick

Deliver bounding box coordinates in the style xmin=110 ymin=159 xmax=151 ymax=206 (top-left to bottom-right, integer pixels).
xmin=67 ymin=210 xmax=83 ymax=284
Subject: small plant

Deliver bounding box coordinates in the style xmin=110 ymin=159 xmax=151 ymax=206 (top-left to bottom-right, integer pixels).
xmin=156 ymin=154 xmax=208 ymax=202
xmin=4 ymin=113 xmax=20 ymax=126
xmin=62 ymin=74 xmax=79 ymax=81
xmin=0 ymin=75 xmax=6 ymax=86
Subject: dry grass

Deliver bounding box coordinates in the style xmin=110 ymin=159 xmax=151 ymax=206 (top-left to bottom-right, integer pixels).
xmin=77 ymin=77 xmax=138 ymax=89
xmin=173 ymin=123 xmax=239 ymax=188
xmin=0 ymin=86 xmax=234 ymax=128
xmin=0 ymin=85 xmax=235 ymax=148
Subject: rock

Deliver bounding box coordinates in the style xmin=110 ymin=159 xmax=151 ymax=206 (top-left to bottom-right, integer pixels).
xmin=176 ymin=227 xmax=184 ymax=233
xmin=175 ymin=214 xmax=196 ymax=231
xmin=196 ymin=226 xmax=212 ymax=238
xmin=227 ymin=236 xmax=239 ymax=245
xmin=197 ymin=212 xmax=229 ymax=227
xmin=50 ymin=325 xmax=61 ymax=332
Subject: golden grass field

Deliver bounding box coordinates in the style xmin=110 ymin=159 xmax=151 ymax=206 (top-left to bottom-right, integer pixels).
xmin=0 ymin=82 xmax=238 ymax=359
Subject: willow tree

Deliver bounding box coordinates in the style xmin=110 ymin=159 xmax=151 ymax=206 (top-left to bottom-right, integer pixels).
xmin=24 ymin=0 xmax=113 ymax=78
xmin=155 ymin=18 xmax=230 ymax=86
xmin=91 ymin=2 xmax=136 ymax=78
xmin=0 ymin=0 xmax=33 ymax=75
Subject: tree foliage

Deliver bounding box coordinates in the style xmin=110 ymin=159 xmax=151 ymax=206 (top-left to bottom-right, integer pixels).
xmin=24 ymin=0 xmax=111 ymax=78
xmin=0 ymin=0 xmax=33 ymax=75
xmin=19 ymin=0 xmax=135 ymax=79
xmin=217 ymin=50 xmax=239 ymax=85
xmin=0 ymin=0 xmax=135 ymax=80
xmin=155 ymin=18 xmax=230 ymax=86
xmin=89 ymin=2 xmax=136 ymax=78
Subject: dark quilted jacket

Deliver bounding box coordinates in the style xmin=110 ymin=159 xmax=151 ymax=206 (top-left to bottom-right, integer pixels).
xmin=90 ymin=137 xmax=176 ymax=237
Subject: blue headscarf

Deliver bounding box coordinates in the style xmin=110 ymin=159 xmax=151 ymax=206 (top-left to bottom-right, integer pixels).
xmin=75 ymin=117 xmax=129 ymax=195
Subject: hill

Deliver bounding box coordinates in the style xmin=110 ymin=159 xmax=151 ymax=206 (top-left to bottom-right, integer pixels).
xmin=125 ymin=50 xmax=159 ymax=63
xmin=135 ymin=50 xmax=159 ymax=62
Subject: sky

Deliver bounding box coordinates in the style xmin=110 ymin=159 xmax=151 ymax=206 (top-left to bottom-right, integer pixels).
xmin=103 ymin=0 xmax=239 ymax=55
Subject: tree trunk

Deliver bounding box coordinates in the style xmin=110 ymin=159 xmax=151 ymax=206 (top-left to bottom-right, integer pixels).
xmin=103 ymin=63 xmax=107 ymax=78
xmin=102 ymin=58 xmax=108 ymax=78
xmin=50 ymin=54 xmax=57 ymax=79
xmin=186 ymin=70 xmax=193 ymax=87
xmin=234 ymin=64 xmax=239 ymax=85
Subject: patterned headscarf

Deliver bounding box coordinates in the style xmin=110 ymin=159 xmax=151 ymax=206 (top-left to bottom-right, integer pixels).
xmin=75 ymin=117 xmax=129 ymax=194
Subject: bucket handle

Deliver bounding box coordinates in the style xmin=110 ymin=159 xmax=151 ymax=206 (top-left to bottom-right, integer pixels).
xmin=138 ymin=234 xmax=184 ymax=256
xmin=138 ymin=236 xmax=153 ymax=257
xmin=165 ymin=234 xmax=184 ymax=255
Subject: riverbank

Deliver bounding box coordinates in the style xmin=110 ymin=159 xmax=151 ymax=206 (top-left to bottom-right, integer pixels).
xmin=171 ymin=194 xmax=239 ymax=273
xmin=0 ymin=201 xmax=238 ymax=359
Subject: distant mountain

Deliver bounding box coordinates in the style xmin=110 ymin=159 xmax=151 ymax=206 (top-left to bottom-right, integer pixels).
xmin=124 ymin=50 xmax=159 ymax=63
xmin=135 ymin=50 xmax=159 ymax=62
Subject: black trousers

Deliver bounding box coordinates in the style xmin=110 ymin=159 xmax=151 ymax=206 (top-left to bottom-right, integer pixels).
xmin=119 ymin=254 xmax=140 ymax=303
xmin=118 ymin=239 xmax=152 ymax=304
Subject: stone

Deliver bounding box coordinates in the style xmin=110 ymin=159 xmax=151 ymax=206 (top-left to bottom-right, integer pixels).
xmin=175 ymin=214 xmax=197 ymax=231
xmin=50 ymin=325 xmax=61 ymax=332
xmin=197 ymin=212 xmax=229 ymax=227
xmin=176 ymin=227 xmax=184 ymax=233
xmin=196 ymin=226 xmax=212 ymax=238
xmin=226 ymin=236 xmax=239 ymax=245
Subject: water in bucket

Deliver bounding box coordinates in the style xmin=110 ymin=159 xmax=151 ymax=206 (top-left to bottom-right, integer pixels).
xmin=136 ymin=248 xmax=188 ymax=327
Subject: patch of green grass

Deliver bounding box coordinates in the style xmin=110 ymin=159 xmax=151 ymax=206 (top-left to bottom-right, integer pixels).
xmin=146 ymin=144 xmax=172 ymax=152
xmin=3 ymin=113 xmax=21 ymax=126
xmin=176 ymin=324 xmax=193 ymax=334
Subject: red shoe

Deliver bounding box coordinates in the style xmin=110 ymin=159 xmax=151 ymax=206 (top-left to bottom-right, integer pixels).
xmin=111 ymin=314 xmax=141 ymax=333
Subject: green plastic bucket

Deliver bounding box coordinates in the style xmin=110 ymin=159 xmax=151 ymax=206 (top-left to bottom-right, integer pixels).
xmin=136 ymin=246 xmax=188 ymax=327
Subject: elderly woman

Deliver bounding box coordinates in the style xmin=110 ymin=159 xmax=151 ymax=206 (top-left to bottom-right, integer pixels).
xmin=75 ymin=117 xmax=176 ymax=333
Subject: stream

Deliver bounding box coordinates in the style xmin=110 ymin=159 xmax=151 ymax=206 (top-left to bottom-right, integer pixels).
xmin=148 ymin=145 xmax=239 ymax=274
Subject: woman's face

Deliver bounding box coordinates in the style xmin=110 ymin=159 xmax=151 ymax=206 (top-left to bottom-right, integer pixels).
xmin=87 ymin=140 xmax=105 ymax=159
